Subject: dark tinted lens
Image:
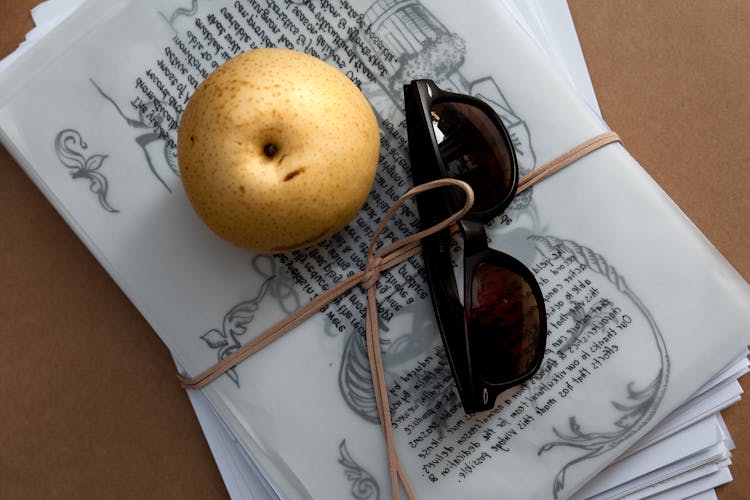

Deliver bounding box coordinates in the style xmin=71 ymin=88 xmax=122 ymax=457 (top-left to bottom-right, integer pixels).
xmin=430 ymin=101 xmax=514 ymax=213
xmin=469 ymin=262 xmax=543 ymax=383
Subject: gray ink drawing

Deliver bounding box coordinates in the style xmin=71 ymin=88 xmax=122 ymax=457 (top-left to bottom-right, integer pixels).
xmin=533 ymin=236 xmax=670 ymax=499
xmin=338 ymin=439 xmax=381 ymax=500
xmin=354 ymin=0 xmax=537 ymax=180
xmin=91 ymin=79 xmax=178 ymax=192
xmin=339 ymin=330 xmax=381 ymax=424
xmin=54 ymin=129 xmax=118 ymax=213
xmin=338 ymin=296 xmax=447 ymax=424
xmin=200 ymin=276 xmax=273 ymax=387
xmin=159 ymin=0 xmax=199 ymax=31
xmin=200 ymin=255 xmax=300 ymax=386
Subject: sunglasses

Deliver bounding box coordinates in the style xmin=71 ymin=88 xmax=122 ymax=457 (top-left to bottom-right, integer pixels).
xmin=403 ymin=79 xmax=548 ymax=413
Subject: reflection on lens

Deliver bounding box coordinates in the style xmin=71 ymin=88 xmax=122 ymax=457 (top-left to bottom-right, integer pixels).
xmin=470 ymin=262 xmax=542 ymax=384
xmin=431 ymin=101 xmax=514 ymax=213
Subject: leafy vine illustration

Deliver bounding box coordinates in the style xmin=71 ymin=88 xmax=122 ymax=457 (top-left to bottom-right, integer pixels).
xmin=200 ymin=276 xmax=273 ymax=386
xmin=159 ymin=0 xmax=199 ymax=31
xmin=533 ymin=236 xmax=670 ymax=499
xmin=338 ymin=439 xmax=380 ymax=500
xmin=338 ymin=302 xmax=449 ymax=424
xmin=54 ymin=129 xmax=118 ymax=213
xmin=200 ymin=255 xmax=300 ymax=386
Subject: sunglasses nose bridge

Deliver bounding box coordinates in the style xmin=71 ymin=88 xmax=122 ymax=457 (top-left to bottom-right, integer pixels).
xmin=459 ymin=220 xmax=489 ymax=254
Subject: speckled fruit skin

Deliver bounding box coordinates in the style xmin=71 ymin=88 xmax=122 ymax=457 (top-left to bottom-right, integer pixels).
xmin=178 ymin=48 xmax=380 ymax=253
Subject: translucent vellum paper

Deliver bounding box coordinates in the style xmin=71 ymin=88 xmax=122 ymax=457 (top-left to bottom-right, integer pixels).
xmin=1 ymin=1 xmax=749 ymax=499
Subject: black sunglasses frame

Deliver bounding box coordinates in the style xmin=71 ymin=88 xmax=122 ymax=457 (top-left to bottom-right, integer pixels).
xmin=403 ymin=79 xmax=548 ymax=413
xmin=404 ymin=79 xmax=520 ymax=223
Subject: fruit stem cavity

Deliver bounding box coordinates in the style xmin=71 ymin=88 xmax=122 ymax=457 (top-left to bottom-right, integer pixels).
xmin=263 ymin=143 xmax=279 ymax=158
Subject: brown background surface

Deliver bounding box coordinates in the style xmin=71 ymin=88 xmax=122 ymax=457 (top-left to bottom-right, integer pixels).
xmin=0 ymin=1 xmax=747 ymax=498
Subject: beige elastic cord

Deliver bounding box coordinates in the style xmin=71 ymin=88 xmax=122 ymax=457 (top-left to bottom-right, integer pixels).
xmin=178 ymin=131 xmax=621 ymax=499
xmin=517 ymin=131 xmax=621 ymax=194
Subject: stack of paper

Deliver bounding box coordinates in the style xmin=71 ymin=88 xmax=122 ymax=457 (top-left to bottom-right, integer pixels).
xmin=2 ymin=1 xmax=748 ymax=499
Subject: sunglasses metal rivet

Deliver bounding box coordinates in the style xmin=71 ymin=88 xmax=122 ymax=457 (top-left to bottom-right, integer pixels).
xmin=403 ymin=79 xmax=548 ymax=414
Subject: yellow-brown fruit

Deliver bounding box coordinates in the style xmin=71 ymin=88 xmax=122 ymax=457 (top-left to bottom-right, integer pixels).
xmin=178 ymin=48 xmax=380 ymax=253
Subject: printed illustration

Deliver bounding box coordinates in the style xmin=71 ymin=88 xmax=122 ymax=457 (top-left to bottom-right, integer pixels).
xmin=355 ymin=0 xmax=536 ymax=181
xmin=338 ymin=305 xmax=445 ymax=424
xmin=54 ymin=129 xmax=118 ymax=213
xmin=160 ymin=0 xmax=199 ymax=31
xmin=200 ymin=255 xmax=300 ymax=386
xmin=339 ymin=328 xmax=381 ymax=424
xmin=338 ymin=439 xmax=380 ymax=500
xmin=92 ymin=79 xmax=179 ymax=192
xmin=532 ymin=236 xmax=670 ymax=498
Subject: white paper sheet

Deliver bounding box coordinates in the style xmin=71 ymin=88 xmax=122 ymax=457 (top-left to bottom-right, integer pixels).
xmin=573 ymin=416 xmax=730 ymax=498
